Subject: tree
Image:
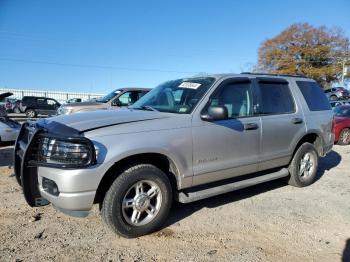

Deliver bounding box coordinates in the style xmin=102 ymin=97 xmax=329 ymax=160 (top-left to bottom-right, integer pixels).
xmin=257 ymin=23 xmax=349 ymax=88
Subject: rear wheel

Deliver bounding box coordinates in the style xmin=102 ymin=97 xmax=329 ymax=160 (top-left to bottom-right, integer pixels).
xmin=338 ymin=128 xmax=350 ymax=145
xmin=25 ymin=109 xmax=36 ymax=118
xmin=288 ymin=142 xmax=318 ymax=187
xmin=101 ymin=164 xmax=172 ymax=238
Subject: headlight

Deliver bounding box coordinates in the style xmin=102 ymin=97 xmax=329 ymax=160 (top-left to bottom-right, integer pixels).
xmin=38 ymin=136 xmax=95 ymax=167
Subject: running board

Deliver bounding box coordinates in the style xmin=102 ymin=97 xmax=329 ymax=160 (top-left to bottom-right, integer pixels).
xmin=176 ymin=168 xmax=289 ymax=203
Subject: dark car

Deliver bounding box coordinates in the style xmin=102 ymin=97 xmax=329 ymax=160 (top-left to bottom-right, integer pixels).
xmin=324 ymin=87 xmax=350 ymax=101
xmin=20 ymin=96 xmax=61 ymax=118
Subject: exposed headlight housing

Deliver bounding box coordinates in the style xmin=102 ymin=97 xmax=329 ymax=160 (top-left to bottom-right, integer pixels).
xmin=57 ymin=106 xmax=73 ymax=115
xmin=35 ymin=135 xmax=96 ymax=168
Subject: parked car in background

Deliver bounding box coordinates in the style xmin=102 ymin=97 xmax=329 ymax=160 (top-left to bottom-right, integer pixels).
xmin=333 ymin=105 xmax=350 ymax=145
xmin=0 ymin=92 xmax=13 ymax=117
xmin=324 ymin=87 xmax=350 ymax=101
xmin=0 ymin=117 xmax=20 ymax=142
xmin=20 ymin=96 xmax=61 ymax=118
xmin=0 ymin=92 xmax=13 ymax=107
xmin=57 ymin=87 xmax=150 ymax=115
xmin=16 ymin=73 xmax=334 ymax=238
xmin=330 ymin=100 xmax=350 ymax=109
xmin=6 ymin=98 xmax=21 ymax=113
xmin=66 ymin=98 xmax=82 ymax=103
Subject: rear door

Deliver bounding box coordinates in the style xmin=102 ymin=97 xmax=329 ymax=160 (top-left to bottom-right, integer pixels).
xmin=255 ymin=78 xmax=306 ymax=171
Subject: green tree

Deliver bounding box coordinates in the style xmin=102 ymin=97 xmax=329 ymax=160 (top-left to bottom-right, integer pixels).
xmin=257 ymin=23 xmax=349 ymax=88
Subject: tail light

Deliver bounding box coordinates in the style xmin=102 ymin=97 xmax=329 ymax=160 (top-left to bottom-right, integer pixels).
xmin=331 ymin=116 xmax=336 ymax=134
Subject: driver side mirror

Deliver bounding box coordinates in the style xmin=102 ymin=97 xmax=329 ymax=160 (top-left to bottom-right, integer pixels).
xmin=201 ymin=106 xmax=228 ymax=121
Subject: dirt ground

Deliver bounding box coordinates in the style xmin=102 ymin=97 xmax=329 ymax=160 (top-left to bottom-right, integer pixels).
xmin=0 ymin=144 xmax=349 ymax=262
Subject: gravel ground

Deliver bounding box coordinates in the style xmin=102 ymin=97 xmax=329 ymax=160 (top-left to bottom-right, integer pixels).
xmin=0 ymin=144 xmax=349 ymax=261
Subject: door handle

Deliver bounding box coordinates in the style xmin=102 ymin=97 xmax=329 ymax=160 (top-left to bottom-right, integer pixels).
xmin=244 ymin=123 xmax=258 ymax=130
xmin=292 ymin=118 xmax=303 ymax=124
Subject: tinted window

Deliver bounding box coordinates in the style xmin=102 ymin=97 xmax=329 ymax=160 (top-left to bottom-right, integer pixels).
xmin=296 ymin=81 xmax=331 ymax=111
xmin=37 ymin=99 xmax=46 ymax=105
xmin=209 ymin=81 xmax=254 ymax=118
xmin=258 ymin=81 xmax=295 ymax=114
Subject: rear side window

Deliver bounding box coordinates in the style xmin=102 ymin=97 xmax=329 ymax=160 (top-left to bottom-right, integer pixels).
xmin=296 ymin=81 xmax=331 ymax=111
xmin=258 ymin=81 xmax=295 ymax=115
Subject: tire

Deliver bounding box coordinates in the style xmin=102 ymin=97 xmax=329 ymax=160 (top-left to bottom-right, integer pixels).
xmin=337 ymin=128 xmax=350 ymax=145
xmin=25 ymin=109 xmax=36 ymax=118
xmin=288 ymin=142 xmax=319 ymax=187
xmin=330 ymin=95 xmax=337 ymax=101
xmin=101 ymin=164 xmax=172 ymax=238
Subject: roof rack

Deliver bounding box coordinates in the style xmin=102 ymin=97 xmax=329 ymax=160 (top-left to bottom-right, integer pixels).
xmin=240 ymin=72 xmax=307 ymax=78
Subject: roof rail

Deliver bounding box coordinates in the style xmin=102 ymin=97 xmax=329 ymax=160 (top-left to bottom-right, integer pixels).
xmin=240 ymin=72 xmax=307 ymax=78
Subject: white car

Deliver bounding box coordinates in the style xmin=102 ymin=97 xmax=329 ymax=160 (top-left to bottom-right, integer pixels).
xmin=0 ymin=118 xmax=20 ymax=142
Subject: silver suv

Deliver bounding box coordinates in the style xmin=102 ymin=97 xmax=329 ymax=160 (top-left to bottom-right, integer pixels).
xmin=15 ymin=73 xmax=334 ymax=238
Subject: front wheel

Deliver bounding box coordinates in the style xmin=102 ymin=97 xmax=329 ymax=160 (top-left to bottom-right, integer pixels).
xmin=288 ymin=142 xmax=319 ymax=187
xmin=101 ymin=164 xmax=172 ymax=238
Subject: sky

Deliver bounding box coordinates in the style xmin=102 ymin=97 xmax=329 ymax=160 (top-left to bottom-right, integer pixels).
xmin=0 ymin=0 xmax=349 ymax=94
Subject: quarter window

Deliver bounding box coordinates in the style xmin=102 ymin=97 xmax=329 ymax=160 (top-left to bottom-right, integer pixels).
xmin=258 ymin=81 xmax=295 ymax=115
xmin=296 ymin=81 xmax=331 ymax=111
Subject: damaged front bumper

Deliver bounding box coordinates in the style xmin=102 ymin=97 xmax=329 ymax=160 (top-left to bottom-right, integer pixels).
xmin=14 ymin=121 xmax=106 ymax=217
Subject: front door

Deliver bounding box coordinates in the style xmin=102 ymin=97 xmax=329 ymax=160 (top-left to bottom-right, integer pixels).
xmin=192 ymin=78 xmax=261 ymax=186
xmin=46 ymin=99 xmax=59 ymax=115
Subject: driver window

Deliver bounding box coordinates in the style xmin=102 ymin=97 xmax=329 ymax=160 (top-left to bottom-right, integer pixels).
xmin=210 ymin=81 xmax=253 ymax=118
xmin=116 ymin=91 xmax=140 ymax=106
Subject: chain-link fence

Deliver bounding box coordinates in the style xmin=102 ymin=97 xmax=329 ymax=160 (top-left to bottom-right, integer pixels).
xmin=0 ymin=88 xmax=103 ymax=103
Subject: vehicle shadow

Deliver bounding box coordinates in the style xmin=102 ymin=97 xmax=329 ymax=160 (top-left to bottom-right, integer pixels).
xmin=343 ymin=239 xmax=350 ymax=262
xmin=316 ymin=150 xmax=342 ymax=181
xmin=0 ymin=142 xmax=14 ymax=167
xmin=165 ymin=150 xmax=342 ymax=228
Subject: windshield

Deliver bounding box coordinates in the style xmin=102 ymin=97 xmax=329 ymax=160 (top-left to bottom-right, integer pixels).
xmin=334 ymin=106 xmax=350 ymax=117
xmin=130 ymin=77 xmax=215 ymax=114
xmin=96 ymin=89 xmax=122 ymax=103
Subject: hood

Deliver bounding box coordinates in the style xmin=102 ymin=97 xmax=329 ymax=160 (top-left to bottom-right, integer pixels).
xmin=37 ymin=108 xmax=168 ymax=133
xmin=0 ymin=92 xmax=13 ymax=99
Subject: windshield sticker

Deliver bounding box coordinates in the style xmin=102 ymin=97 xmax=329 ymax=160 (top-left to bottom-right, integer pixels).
xmin=179 ymin=82 xmax=201 ymax=89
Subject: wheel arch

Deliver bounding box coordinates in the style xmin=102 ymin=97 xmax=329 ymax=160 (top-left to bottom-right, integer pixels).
xmin=94 ymin=152 xmax=181 ymax=205
xmin=291 ymin=132 xmax=324 ymax=160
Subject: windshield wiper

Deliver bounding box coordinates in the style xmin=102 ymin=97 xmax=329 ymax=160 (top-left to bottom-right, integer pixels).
xmin=132 ymin=105 xmax=158 ymax=112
